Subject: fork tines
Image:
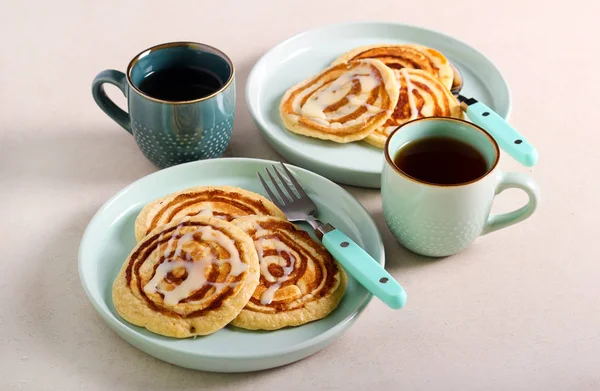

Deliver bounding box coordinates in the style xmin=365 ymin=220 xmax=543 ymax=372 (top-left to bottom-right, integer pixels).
xmin=257 ymin=163 xmax=307 ymax=207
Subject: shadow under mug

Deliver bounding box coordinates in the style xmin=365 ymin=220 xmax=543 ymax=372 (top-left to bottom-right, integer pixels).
xmin=382 ymin=117 xmax=540 ymax=257
xmin=92 ymin=42 xmax=235 ymax=168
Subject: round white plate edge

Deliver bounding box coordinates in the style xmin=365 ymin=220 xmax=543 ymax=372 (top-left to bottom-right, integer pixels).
xmin=77 ymin=157 xmax=384 ymax=370
xmin=245 ymin=21 xmax=512 ymax=187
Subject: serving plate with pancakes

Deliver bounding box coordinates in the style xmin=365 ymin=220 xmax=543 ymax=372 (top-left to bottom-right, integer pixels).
xmin=246 ymin=22 xmax=511 ymax=188
xmin=78 ymin=158 xmax=384 ymax=372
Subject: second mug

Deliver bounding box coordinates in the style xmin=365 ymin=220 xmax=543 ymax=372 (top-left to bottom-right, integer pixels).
xmin=92 ymin=42 xmax=235 ymax=168
xmin=382 ymin=117 xmax=540 ymax=257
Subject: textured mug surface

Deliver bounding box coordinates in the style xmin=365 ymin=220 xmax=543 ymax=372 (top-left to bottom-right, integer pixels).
xmin=382 ymin=117 xmax=540 ymax=257
xmin=92 ymin=42 xmax=235 ymax=168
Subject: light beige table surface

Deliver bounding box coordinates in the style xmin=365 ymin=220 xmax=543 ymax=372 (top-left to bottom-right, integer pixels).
xmin=1 ymin=1 xmax=599 ymax=390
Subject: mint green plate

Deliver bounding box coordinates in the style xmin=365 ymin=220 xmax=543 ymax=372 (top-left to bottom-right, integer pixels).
xmin=78 ymin=158 xmax=384 ymax=372
xmin=246 ymin=22 xmax=511 ymax=188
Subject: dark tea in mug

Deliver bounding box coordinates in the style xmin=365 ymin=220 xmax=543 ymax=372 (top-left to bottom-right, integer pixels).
xmin=393 ymin=136 xmax=488 ymax=185
xmin=138 ymin=66 xmax=224 ymax=101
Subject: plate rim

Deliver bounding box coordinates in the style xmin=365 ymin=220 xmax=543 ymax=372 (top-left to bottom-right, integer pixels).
xmin=245 ymin=21 xmax=512 ymax=186
xmin=78 ymin=157 xmax=384 ymax=360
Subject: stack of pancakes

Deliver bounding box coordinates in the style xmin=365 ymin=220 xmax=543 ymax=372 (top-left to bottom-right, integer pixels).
xmin=112 ymin=185 xmax=347 ymax=338
xmin=280 ymin=44 xmax=463 ymax=149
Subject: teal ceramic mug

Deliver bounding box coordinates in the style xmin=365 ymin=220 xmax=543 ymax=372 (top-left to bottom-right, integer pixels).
xmin=382 ymin=117 xmax=540 ymax=257
xmin=92 ymin=42 xmax=235 ymax=168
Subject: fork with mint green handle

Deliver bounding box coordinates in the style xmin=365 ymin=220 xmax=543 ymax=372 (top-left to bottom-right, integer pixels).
xmin=449 ymin=62 xmax=538 ymax=167
xmin=257 ymin=163 xmax=407 ymax=310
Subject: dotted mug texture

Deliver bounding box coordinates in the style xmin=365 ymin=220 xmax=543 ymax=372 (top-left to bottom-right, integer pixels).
xmin=132 ymin=118 xmax=233 ymax=168
xmin=383 ymin=203 xmax=487 ymax=257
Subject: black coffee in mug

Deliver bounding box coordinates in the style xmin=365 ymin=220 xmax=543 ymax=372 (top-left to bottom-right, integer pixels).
xmin=92 ymin=42 xmax=235 ymax=168
xmin=393 ymin=136 xmax=488 ymax=185
xmin=138 ymin=66 xmax=224 ymax=101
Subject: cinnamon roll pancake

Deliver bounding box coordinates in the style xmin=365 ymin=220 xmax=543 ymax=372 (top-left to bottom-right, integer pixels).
xmin=332 ymin=44 xmax=454 ymax=90
xmin=279 ymin=59 xmax=399 ymax=143
xmin=135 ymin=186 xmax=286 ymax=241
xmin=230 ymin=216 xmax=347 ymax=330
xmin=365 ymin=69 xmax=463 ymax=149
xmin=113 ymin=216 xmax=260 ymax=338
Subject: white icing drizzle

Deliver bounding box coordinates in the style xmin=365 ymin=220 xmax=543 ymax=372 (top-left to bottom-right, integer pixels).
xmin=254 ymin=236 xmax=296 ymax=305
xmin=400 ymin=69 xmax=419 ymax=120
xmin=195 ymin=207 xmax=214 ymax=218
xmin=252 ymin=221 xmax=269 ymax=237
xmin=143 ymin=224 xmax=246 ymax=306
xmin=295 ymin=62 xmax=384 ymax=127
xmin=194 ymin=206 xmax=229 ymax=220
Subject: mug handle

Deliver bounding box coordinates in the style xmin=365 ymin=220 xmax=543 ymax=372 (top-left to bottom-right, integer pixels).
xmin=92 ymin=70 xmax=131 ymax=133
xmin=482 ymin=171 xmax=540 ymax=235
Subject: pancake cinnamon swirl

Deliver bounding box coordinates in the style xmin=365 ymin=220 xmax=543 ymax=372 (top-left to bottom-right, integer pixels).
xmin=230 ymin=216 xmax=347 ymax=330
xmin=135 ymin=186 xmax=285 ymax=241
xmin=365 ymin=69 xmax=463 ymax=149
xmin=279 ymin=59 xmax=399 ymax=143
xmin=112 ymin=216 xmax=260 ymax=338
xmin=333 ymin=44 xmax=454 ymax=90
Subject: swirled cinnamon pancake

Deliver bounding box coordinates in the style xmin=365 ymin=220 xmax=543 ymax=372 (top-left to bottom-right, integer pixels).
xmin=365 ymin=69 xmax=463 ymax=149
xmin=135 ymin=186 xmax=286 ymax=241
xmin=230 ymin=216 xmax=347 ymax=330
xmin=332 ymin=44 xmax=454 ymax=90
xmin=279 ymin=59 xmax=399 ymax=143
xmin=112 ymin=216 xmax=260 ymax=338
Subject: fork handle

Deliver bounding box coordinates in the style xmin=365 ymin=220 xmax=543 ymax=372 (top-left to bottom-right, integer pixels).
xmin=459 ymin=97 xmax=538 ymax=167
xmin=321 ymin=229 xmax=407 ymax=309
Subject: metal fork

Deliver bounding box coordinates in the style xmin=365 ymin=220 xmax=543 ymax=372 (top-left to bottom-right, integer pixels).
xmin=258 ymin=163 xmax=407 ymax=310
